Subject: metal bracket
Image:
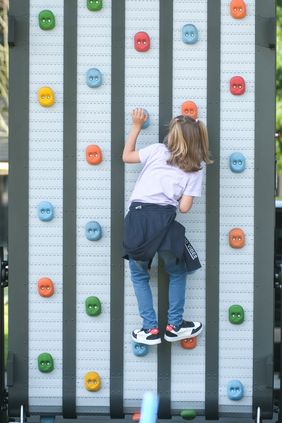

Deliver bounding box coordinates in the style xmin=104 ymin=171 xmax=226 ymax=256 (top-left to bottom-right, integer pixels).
xmin=8 ymin=15 xmax=15 ymax=47
xmin=0 ymin=248 xmax=8 ymax=289
xmin=256 ymin=16 xmax=276 ymax=50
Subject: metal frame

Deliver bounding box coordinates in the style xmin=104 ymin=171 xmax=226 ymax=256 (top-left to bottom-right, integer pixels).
xmin=158 ymin=0 xmax=173 ymax=419
xmin=205 ymin=0 xmax=221 ymax=419
xmin=252 ymin=0 xmax=276 ymax=419
xmin=62 ymin=0 xmax=78 ymax=418
xmin=110 ymin=0 xmax=125 ymax=418
xmin=8 ymin=0 xmax=30 ymax=418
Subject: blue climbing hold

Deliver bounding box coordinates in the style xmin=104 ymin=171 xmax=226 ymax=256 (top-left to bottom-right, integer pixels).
xmin=85 ymin=221 xmax=102 ymax=241
xmin=37 ymin=201 xmax=54 ymax=222
xmin=142 ymin=109 xmax=151 ymax=129
xmin=227 ymin=380 xmax=244 ymax=401
xmin=86 ymin=68 xmax=102 ymax=88
xmin=229 ymin=152 xmax=246 ymax=173
xmin=132 ymin=341 xmax=149 ymax=357
xmin=40 ymin=417 xmax=55 ymax=423
xmin=182 ymin=24 xmax=199 ymax=44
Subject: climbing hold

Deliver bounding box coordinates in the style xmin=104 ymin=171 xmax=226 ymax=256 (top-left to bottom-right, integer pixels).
xmin=134 ymin=32 xmax=150 ymax=52
xmin=37 ymin=201 xmax=54 ymax=222
xmin=85 ymin=221 xmax=102 ymax=241
xmin=38 ymin=278 xmax=55 ymax=298
xmin=229 ymin=228 xmax=245 ymax=249
xmin=142 ymin=109 xmax=151 ymax=129
xmin=182 ymin=24 xmax=198 ymax=44
xmin=227 ymin=380 xmax=244 ymax=400
xmin=180 ymin=337 xmax=197 ymax=350
xmin=229 ymin=152 xmax=246 ymax=173
xmin=230 ymin=0 xmax=247 ymax=19
xmin=85 ymin=296 xmax=102 ymax=316
xmin=87 ymin=0 xmax=103 ymax=11
xmin=230 ymin=76 xmax=246 ymax=96
xmin=38 ymin=353 xmax=54 ymax=373
xmin=180 ymin=409 xmax=197 ymax=420
xmin=86 ymin=68 xmax=102 ymax=88
xmin=181 ymin=101 xmax=198 ymax=119
xmin=229 ymin=304 xmax=244 ymax=324
xmin=40 ymin=417 xmax=55 ymax=423
xmin=84 ymin=371 xmax=101 ymax=391
xmin=38 ymin=87 xmax=55 ymax=107
xmin=86 ymin=145 xmax=103 ymax=165
xmin=132 ymin=342 xmax=149 ymax=357
xmin=132 ymin=412 xmax=141 ymax=422
xmin=38 ymin=10 xmax=56 ymax=30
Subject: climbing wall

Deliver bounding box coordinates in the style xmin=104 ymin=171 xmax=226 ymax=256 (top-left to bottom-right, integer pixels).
xmin=8 ymin=0 xmax=275 ymax=420
xmin=219 ymin=0 xmax=255 ymax=413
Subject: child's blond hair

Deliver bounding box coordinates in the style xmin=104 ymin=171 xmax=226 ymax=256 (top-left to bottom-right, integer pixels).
xmin=164 ymin=115 xmax=213 ymax=172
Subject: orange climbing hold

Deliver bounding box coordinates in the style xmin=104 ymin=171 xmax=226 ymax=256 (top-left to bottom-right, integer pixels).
xmin=37 ymin=278 xmax=55 ymax=298
xmin=229 ymin=228 xmax=245 ymax=249
xmin=86 ymin=145 xmax=103 ymax=165
xmin=181 ymin=101 xmax=198 ymax=119
xmin=180 ymin=337 xmax=197 ymax=350
xmin=230 ymin=0 xmax=247 ymax=19
xmin=132 ymin=412 xmax=141 ymax=422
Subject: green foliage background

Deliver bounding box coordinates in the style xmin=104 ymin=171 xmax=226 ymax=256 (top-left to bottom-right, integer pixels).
xmin=277 ymin=1 xmax=282 ymax=172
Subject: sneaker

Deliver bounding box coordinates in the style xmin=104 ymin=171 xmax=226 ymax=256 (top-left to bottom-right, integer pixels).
xmin=164 ymin=320 xmax=203 ymax=342
xmin=132 ymin=328 xmax=162 ymax=345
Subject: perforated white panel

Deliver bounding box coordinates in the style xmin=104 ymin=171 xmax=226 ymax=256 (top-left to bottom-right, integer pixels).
xmin=219 ymin=0 xmax=255 ymax=414
xmin=123 ymin=0 xmax=160 ymax=409
xmin=29 ymin=0 xmax=64 ymax=408
xmin=170 ymin=0 xmax=207 ymax=411
xmin=76 ymin=0 xmax=111 ymax=410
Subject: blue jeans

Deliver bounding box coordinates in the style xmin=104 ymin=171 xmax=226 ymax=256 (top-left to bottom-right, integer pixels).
xmin=129 ymin=251 xmax=188 ymax=329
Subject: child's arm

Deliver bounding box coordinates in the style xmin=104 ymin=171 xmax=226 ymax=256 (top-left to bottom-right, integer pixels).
xmin=179 ymin=195 xmax=194 ymax=213
xmin=122 ymin=108 xmax=148 ymax=163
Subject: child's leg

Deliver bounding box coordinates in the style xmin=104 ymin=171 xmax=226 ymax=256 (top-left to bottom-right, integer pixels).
xmin=159 ymin=251 xmax=203 ymax=342
xmin=159 ymin=251 xmax=187 ymax=326
xmin=129 ymin=258 xmax=158 ymax=329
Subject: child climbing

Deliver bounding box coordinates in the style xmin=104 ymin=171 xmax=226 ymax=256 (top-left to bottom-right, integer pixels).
xmin=123 ymin=108 xmax=212 ymax=345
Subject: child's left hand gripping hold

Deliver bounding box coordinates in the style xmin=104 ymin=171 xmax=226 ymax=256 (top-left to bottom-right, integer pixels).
xmin=122 ymin=108 xmax=148 ymax=164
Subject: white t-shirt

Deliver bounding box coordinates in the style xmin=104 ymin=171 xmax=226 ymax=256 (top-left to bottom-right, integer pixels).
xmin=129 ymin=143 xmax=203 ymax=207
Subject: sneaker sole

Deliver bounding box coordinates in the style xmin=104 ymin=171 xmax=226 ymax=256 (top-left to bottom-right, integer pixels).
xmin=131 ymin=335 xmax=162 ymax=345
xmin=164 ymin=325 xmax=203 ymax=343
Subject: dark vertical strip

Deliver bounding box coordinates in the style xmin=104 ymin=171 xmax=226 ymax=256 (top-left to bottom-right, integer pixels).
xmin=63 ymin=0 xmax=77 ymax=418
xmin=253 ymin=0 xmax=276 ymax=419
xmin=8 ymin=0 xmax=29 ymax=418
xmin=205 ymin=0 xmax=220 ymax=419
xmin=158 ymin=0 xmax=173 ymax=419
xmin=110 ymin=0 xmax=125 ymax=417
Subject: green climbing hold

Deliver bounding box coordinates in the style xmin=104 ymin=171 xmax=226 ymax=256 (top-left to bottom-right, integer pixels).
xmin=180 ymin=410 xmax=196 ymax=420
xmin=38 ymin=10 xmax=56 ymax=30
xmin=37 ymin=352 xmax=54 ymax=373
xmin=87 ymin=0 xmax=103 ymax=11
xmin=85 ymin=296 xmax=102 ymax=316
xmin=229 ymin=304 xmax=244 ymax=324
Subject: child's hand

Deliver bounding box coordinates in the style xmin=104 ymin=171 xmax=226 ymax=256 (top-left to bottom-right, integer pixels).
xmin=131 ymin=108 xmax=148 ymax=129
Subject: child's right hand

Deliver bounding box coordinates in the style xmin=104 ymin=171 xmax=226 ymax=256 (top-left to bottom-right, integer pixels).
xmin=131 ymin=108 xmax=148 ymax=129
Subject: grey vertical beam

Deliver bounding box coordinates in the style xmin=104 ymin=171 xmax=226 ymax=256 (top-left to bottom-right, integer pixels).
xmin=63 ymin=0 xmax=77 ymax=418
xmin=8 ymin=0 xmax=30 ymax=418
xmin=253 ymin=0 xmax=276 ymax=419
xmin=110 ymin=0 xmax=125 ymax=417
xmin=205 ymin=0 xmax=220 ymax=419
xmin=158 ymin=0 xmax=173 ymax=419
